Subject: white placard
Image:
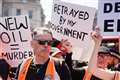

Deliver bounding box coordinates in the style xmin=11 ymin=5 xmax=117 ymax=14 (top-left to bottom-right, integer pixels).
xmin=98 ymin=0 xmax=120 ymax=36
xmin=49 ymin=0 xmax=96 ymax=61
xmin=0 ymin=15 xmax=33 ymax=67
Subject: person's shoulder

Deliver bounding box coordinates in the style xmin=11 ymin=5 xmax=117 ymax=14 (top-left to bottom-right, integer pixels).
xmin=0 ymin=59 xmax=9 ymax=66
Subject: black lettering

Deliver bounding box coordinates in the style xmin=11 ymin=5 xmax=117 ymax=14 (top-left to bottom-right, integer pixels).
xmin=117 ymin=19 xmax=120 ymax=32
xmin=8 ymin=52 xmax=14 ymax=60
xmin=48 ymin=23 xmax=88 ymax=41
xmin=104 ymin=20 xmax=114 ymax=32
xmin=56 ymin=26 xmax=63 ymax=34
xmin=64 ymin=28 xmax=69 ymax=36
xmin=115 ymin=2 xmax=120 ymax=12
xmin=28 ymin=51 xmax=33 ymax=57
xmin=84 ymin=12 xmax=89 ymax=20
xmin=69 ymin=9 xmax=74 ymax=17
xmin=0 ymin=32 xmax=11 ymax=44
xmin=81 ymin=32 xmax=88 ymax=41
xmin=74 ymin=10 xmax=79 ymax=18
xmin=7 ymin=17 xmax=16 ymax=31
xmin=59 ymin=26 xmax=63 ymax=34
xmin=104 ymin=3 xmax=113 ymax=13
xmin=57 ymin=5 xmax=61 ymax=14
xmin=19 ymin=31 xmax=28 ymax=42
xmin=19 ymin=51 xmax=24 ymax=59
xmin=2 ymin=52 xmax=7 ymax=58
xmin=25 ymin=16 xmax=29 ymax=29
xmin=67 ymin=20 xmax=76 ymax=27
xmin=54 ymin=4 xmax=58 ymax=13
xmin=14 ymin=52 xmax=18 ymax=59
xmin=64 ymin=28 xmax=88 ymax=41
xmin=14 ymin=17 xmax=17 ymax=30
xmin=64 ymin=6 xmax=68 ymax=15
xmin=24 ymin=51 xmax=28 ymax=58
xmin=54 ymin=4 xmax=68 ymax=15
xmin=17 ymin=16 xmax=28 ymax=29
xmin=79 ymin=11 xmax=84 ymax=19
xmin=69 ymin=9 xmax=79 ymax=18
xmin=72 ymin=30 xmax=77 ymax=38
xmin=59 ymin=16 xmax=66 ymax=25
xmin=1 ymin=51 xmax=33 ymax=60
xmin=12 ymin=32 xmax=16 ymax=42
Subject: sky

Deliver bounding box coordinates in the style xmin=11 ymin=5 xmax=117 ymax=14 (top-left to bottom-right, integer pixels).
xmin=41 ymin=0 xmax=98 ymax=24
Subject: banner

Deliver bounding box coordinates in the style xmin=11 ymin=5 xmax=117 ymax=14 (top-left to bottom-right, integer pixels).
xmin=98 ymin=0 xmax=120 ymax=36
xmin=0 ymin=15 xmax=33 ymax=67
xmin=49 ymin=0 xmax=96 ymax=61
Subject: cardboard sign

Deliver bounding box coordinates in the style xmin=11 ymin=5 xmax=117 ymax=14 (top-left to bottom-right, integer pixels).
xmin=0 ymin=15 xmax=33 ymax=67
xmin=98 ymin=0 xmax=120 ymax=36
xmin=49 ymin=0 xmax=96 ymax=61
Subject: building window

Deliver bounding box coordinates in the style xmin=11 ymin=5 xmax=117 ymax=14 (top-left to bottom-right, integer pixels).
xmin=4 ymin=9 xmax=9 ymax=16
xmin=16 ymin=9 xmax=21 ymax=15
xmin=21 ymin=0 xmax=27 ymax=3
xmin=28 ymin=10 xmax=33 ymax=19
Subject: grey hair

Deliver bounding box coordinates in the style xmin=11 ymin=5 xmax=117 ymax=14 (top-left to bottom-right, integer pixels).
xmin=32 ymin=27 xmax=52 ymax=39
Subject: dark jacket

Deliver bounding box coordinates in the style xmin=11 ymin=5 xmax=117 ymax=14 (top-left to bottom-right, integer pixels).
xmin=15 ymin=58 xmax=72 ymax=80
xmin=52 ymin=39 xmax=102 ymax=80
xmin=65 ymin=53 xmax=102 ymax=80
xmin=0 ymin=59 xmax=10 ymax=80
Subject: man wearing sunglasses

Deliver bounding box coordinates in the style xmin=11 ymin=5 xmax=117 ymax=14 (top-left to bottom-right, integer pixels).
xmin=15 ymin=27 xmax=72 ymax=80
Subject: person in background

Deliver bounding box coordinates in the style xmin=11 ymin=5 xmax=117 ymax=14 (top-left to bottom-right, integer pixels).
xmin=55 ymin=30 xmax=105 ymax=80
xmin=52 ymin=30 xmax=111 ymax=80
xmin=0 ymin=59 xmax=10 ymax=80
xmin=51 ymin=39 xmax=73 ymax=70
xmin=89 ymin=32 xmax=120 ymax=80
xmin=108 ymin=48 xmax=120 ymax=71
xmin=15 ymin=27 xmax=72 ymax=80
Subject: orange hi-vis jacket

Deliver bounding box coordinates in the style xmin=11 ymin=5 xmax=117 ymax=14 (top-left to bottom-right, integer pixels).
xmin=18 ymin=57 xmax=60 ymax=80
xmin=83 ymin=68 xmax=92 ymax=80
xmin=114 ymin=71 xmax=119 ymax=80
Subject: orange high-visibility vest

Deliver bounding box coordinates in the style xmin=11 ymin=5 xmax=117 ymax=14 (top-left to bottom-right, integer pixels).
xmin=18 ymin=57 xmax=60 ymax=80
xmin=18 ymin=57 xmax=33 ymax=80
xmin=83 ymin=68 xmax=92 ymax=80
xmin=114 ymin=71 xmax=119 ymax=80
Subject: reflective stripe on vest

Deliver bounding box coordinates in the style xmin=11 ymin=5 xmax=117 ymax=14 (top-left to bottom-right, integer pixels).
xmin=83 ymin=68 xmax=92 ymax=80
xmin=18 ymin=57 xmax=60 ymax=80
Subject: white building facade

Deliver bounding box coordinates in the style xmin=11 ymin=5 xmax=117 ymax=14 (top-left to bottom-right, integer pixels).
xmin=0 ymin=0 xmax=2 ymax=17
xmin=1 ymin=0 xmax=45 ymax=30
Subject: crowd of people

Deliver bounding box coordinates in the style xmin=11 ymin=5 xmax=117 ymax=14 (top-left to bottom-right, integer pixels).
xmin=0 ymin=27 xmax=120 ymax=80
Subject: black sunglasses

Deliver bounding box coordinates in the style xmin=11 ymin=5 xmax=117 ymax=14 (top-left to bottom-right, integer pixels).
xmin=37 ymin=40 xmax=53 ymax=45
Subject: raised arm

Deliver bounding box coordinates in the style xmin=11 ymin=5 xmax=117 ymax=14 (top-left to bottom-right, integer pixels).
xmin=88 ymin=31 xmax=118 ymax=80
xmin=88 ymin=31 xmax=102 ymax=74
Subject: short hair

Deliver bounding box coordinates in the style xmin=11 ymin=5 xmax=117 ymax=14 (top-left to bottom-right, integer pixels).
xmin=32 ymin=27 xmax=52 ymax=40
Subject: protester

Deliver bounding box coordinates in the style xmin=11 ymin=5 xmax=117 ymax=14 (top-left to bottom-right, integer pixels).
xmin=89 ymin=32 xmax=120 ymax=80
xmin=53 ymin=29 xmax=117 ymax=80
xmin=0 ymin=59 xmax=10 ymax=80
xmin=109 ymin=48 xmax=120 ymax=71
xmin=51 ymin=39 xmax=73 ymax=68
xmin=69 ymin=46 xmax=112 ymax=80
xmin=15 ymin=27 xmax=72 ymax=80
